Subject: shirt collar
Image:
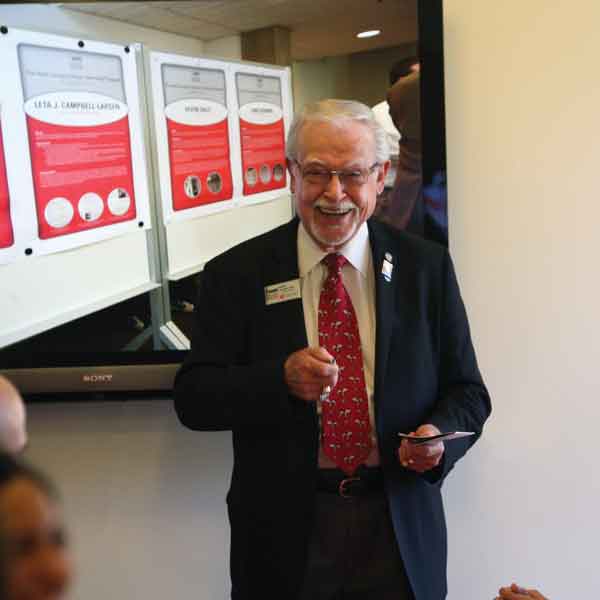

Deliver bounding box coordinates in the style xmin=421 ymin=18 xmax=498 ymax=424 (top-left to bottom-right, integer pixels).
xmin=297 ymin=221 xmax=370 ymax=278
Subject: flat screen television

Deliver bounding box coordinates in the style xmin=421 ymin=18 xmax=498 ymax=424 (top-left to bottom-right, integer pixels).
xmin=0 ymin=0 xmax=446 ymax=400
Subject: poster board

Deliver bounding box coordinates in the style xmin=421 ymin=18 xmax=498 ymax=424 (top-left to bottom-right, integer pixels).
xmin=150 ymin=53 xmax=237 ymax=224
xmin=234 ymin=64 xmax=292 ymax=204
xmin=0 ymin=28 xmax=152 ymax=262
xmin=0 ymin=27 xmax=156 ymax=348
xmin=148 ymin=52 xmax=294 ymax=279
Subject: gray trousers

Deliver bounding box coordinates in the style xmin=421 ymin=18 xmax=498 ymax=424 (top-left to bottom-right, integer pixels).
xmin=299 ymin=491 xmax=414 ymax=600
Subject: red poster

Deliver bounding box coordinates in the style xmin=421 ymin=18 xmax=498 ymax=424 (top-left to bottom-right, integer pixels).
xmin=24 ymin=93 xmax=136 ymax=240
xmin=0 ymin=123 xmax=13 ymax=249
xmin=239 ymin=116 xmax=287 ymax=196
xmin=165 ymin=100 xmax=233 ymax=210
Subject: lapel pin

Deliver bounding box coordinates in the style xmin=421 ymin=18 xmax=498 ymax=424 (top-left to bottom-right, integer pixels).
xmin=381 ymin=252 xmax=393 ymax=282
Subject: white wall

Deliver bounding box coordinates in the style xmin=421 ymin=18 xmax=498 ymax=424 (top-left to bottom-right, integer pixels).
xmin=26 ymin=400 xmax=232 ymax=600
xmin=292 ymin=56 xmax=348 ymax=115
xmin=442 ymin=1 xmax=600 ymax=598
xmin=204 ymin=35 xmax=242 ymax=61
xmin=6 ymin=2 xmax=600 ymax=600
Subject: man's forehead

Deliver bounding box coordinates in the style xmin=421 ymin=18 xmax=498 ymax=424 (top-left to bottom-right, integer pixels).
xmin=299 ymin=157 xmax=368 ymax=170
xmin=299 ymin=118 xmax=372 ymax=140
xmin=297 ymin=119 xmax=376 ymax=162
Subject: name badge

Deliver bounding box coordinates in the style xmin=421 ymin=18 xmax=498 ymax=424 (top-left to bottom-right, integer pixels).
xmin=264 ymin=279 xmax=301 ymax=305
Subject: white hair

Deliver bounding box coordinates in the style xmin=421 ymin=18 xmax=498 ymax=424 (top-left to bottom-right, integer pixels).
xmin=286 ymin=99 xmax=390 ymax=164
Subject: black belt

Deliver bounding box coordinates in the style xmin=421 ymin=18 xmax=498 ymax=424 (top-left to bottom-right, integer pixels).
xmin=316 ymin=465 xmax=384 ymax=498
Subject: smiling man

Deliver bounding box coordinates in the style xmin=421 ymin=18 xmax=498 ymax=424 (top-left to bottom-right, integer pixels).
xmin=174 ymin=99 xmax=490 ymax=600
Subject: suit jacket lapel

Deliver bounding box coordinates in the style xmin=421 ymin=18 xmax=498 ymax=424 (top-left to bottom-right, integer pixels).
xmin=262 ymin=219 xmax=316 ymax=433
xmin=368 ymin=220 xmax=397 ymax=427
xmin=262 ymin=218 xmax=308 ymax=352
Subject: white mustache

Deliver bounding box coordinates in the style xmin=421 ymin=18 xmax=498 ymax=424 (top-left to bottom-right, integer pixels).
xmin=314 ymin=199 xmax=356 ymax=212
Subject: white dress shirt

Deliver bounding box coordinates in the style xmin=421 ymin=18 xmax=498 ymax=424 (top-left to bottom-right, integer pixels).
xmin=297 ymin=222 xmax=380 ymax=467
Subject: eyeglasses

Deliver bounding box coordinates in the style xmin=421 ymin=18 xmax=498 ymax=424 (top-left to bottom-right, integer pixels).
xmin=294 ymin=161 xmax=380 ymax=189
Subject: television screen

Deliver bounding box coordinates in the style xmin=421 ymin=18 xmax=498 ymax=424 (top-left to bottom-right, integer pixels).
xmin=0 ymin=0 xmax=446 ymax=398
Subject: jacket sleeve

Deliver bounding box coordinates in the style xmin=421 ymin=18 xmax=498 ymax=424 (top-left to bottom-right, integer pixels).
xmin=423 ymin=250 xmax=491 ymax=483
xmin=173 ymin=260 xmax=295 ymax=432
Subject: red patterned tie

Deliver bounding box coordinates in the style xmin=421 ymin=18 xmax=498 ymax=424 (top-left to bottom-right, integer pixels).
xmin=318 ymin=253 xmax=372 ymax=475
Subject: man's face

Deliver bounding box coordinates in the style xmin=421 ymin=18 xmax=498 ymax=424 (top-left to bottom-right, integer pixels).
xmin=289 ymin=119 xmax=387 ymax=252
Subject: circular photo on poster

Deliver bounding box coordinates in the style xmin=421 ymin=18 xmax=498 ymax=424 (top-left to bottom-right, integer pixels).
xmin=184 ymin=175 xmax=201 ymax=198
xmin=245 ymin=167 xmax=258 ymax=187
xmin=259 ymin=164 xmax=272 ymax=184
xmin=107 ymin=187 xmax=131 ymax=216
xmin=45 ymin=197 xmax=74 ymax=229
xmin=273 ymin=163 xmax=284 ymax=181
xmin=78 ymin=192 xmax=104 ymax=222
xmin=207 ymin=172 xmax=223 ymax=194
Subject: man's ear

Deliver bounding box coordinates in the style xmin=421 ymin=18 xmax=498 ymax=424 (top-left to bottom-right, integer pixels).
xmin=287 ymin=158 xmax=297 ymax=194
xmin=376 ymin=160 xmax=391 ymax=194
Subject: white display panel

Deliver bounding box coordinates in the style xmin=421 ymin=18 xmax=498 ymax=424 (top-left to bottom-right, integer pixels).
xmin=166 ymin=194 xmax=293 ymax=280
xmin=0 ymin=230 xmax=156 ymax=348
xmin=0 ymin=28 xmax=151 ymax=261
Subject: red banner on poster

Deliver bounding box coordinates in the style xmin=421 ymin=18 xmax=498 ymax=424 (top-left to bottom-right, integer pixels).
xmin=239 ymin=117 xmax=287 ymax=196
xmin=0 ymin=123 xmax=14 ymax=249
xmin=166 ymin=115 xmax=233 ymax=211
xmin=24 ymin=93 xmax=136 ymax=239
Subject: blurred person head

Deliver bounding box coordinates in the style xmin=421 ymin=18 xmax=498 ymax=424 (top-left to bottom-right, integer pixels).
xmin=387 ymin=70 xmax=421 ymax=146
xmin=389 ymin=56 xmax=420 ymax=86
xmin=0 ymin=376 xmax=27 ymax=454
xmin=286 ymin=99 xmax=389 ymax=252
xmin=0 ymin=453 xmax=72 ymax=600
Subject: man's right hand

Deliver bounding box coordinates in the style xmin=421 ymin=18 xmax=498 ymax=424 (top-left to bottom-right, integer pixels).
xmin=284 ymin=347 xmax=339 ymax=402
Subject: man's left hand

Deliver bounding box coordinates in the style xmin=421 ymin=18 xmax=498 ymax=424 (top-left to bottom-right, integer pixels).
xmin=397 ymin=424 xmax=444 ymax=473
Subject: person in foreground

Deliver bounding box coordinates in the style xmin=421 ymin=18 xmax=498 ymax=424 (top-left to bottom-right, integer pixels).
xmin=0 ymin=453 xmax=73 ymax=600
xmin=174 ymin=99 xmax=491 ymax=600
xmin=497 ymin=583 xmax=548 ymax=600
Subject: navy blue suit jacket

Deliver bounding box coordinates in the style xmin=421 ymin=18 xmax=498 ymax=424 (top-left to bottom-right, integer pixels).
xmin=174 ymin=218 xmax=491 ymax=600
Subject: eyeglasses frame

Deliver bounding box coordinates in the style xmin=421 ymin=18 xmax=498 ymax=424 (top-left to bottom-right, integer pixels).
xmin=292 ymin=160 xmax=381 ymax=189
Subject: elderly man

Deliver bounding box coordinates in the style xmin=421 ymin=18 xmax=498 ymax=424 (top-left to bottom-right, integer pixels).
xmin=0 ymin=376 xmax=26 ymax=454
xmin=174 ymin=99 xmax=490 ymax=600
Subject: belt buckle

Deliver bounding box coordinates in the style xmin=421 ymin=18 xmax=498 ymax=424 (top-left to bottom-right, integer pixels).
xmin=338 ymin=477 xmax=360 ymax=498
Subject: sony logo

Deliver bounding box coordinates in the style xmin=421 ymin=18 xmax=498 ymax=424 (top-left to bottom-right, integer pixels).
xmin=82 ymin=374 xmax=113 ymax=383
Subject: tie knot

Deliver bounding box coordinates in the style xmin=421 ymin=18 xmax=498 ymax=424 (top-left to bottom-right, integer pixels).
xmin=324 ymin=253 xmax=346 ymax=275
